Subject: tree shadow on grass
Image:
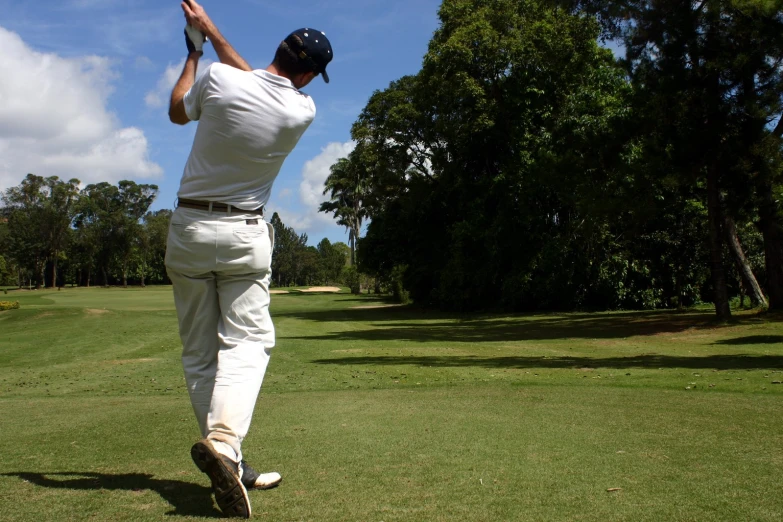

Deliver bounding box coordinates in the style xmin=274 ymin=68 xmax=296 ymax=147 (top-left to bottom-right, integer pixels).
xmin=280 ymin=308 xmax=776 ymax=343
xmin=311 ymin=354 xmax=783 ymax=371
xmin=714 ymin=335 xmax=783 ymax=345
xmin=1 ymin=472 xmax=221 ymax=518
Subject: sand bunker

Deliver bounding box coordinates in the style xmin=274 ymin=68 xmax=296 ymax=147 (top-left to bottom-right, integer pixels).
xmin=270 ymin=287 xmax=341 ymax=294
xmin=351 ymin=304 xmax=405 ymax=310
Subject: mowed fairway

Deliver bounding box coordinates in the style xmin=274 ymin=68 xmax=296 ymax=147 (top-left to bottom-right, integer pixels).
xmin=1 ymin=288 xmax=782 ymax=521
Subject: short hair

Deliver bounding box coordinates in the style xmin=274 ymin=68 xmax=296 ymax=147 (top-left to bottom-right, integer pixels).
xmin=273 ymin=40 xmax=315 ymax=77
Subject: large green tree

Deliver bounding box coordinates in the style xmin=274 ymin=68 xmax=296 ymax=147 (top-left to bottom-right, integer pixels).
xmin=141 ymin=210 xmax=172 ymax=285
xmin=74 ymin=181 xmax=158 ymax=287
xmin=317 ymin=238 xmax=348 ymax=285
xmin=2 ymin=174 xmax=80 ymax=289
xmin=354 ymin=0 xmax=637 ymax=310
xmin=319 ymin=154 xmax=370 ymax=275
xmin=566 ymin=0 xmax=783 ymax=316
xmin=270 ymin=212 xmax=309 ymax=287
xmin=0 ymin=216 xmax=16 ymax=286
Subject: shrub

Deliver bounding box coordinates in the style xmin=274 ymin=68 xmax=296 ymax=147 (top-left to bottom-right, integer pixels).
xmin=391 ymin=265 xmax=410 ymax=304
xmin=0 ymin=301 xmax=20 ymax=311
xmin=344 ymin=267 xmax=361 ymax=295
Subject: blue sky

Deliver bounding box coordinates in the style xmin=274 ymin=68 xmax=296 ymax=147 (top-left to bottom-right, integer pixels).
xmin=0 ymin=0 xmax=442 ymax=245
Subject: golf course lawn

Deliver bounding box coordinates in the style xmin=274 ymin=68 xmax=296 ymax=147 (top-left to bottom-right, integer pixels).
xmin=0 ymin=287 xmax=781 ymax=521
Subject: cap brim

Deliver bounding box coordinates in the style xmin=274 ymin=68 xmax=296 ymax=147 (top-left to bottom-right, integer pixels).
xmin=321 ymin=69 xmax=330 ymax=83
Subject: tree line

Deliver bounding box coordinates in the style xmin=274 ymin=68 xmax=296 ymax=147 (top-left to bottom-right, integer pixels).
xmin=270 ymin=212 xmax=352 ymax=287
xmin=0 ymin=175 xmax=164 ymax=289
xmin=318 ymin=0 xmax=783 ymax=319
xmin=0 ymin=174 xmax=350 ymax=290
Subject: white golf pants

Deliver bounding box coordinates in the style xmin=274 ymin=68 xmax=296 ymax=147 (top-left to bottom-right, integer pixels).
xmin=165 ymin=206 xmax=275 ymax=463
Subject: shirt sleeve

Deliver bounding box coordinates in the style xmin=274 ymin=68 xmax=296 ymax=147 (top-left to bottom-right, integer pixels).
xmin=183 ymin=63 xmax=216 ymax=121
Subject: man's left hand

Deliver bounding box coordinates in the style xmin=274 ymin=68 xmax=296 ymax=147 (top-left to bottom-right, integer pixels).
xmin=182 ymin=0 xmax=217 ymax=40
xmin=185 ymin=25 xmax=206 ymax=54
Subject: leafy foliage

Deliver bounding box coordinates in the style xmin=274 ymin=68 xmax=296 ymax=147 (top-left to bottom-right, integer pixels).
xmin=73 ymin=180 xmax=159 ymax=287
xmin=270 ymin=213 xmax=351 ymax=287
xmin=321 ymin=0 xmax=782 ymax=315
xmin=2 ymin=174 xmax=80 ymax=289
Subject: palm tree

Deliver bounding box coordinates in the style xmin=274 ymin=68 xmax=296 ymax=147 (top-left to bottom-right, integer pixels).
xmin=320 ymin=155 xmax=369 ymax=291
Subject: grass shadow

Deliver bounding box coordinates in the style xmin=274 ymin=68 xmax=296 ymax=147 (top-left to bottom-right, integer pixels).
xmin=714 ymin=335 xmax=783 ymax=345
xmin=1 ymin=472 xmax=221 ymax=518
xmin=311 ymin=354 xmax=783 ymax=371
xmin=280 ymin=308 xmax=776 ymax=343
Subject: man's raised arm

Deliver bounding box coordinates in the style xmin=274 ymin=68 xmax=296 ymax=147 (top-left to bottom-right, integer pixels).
xmin=169 ymin=50 xmax=201 ymax=125
xmin=182 ymin=0 xmax=253 ymax=72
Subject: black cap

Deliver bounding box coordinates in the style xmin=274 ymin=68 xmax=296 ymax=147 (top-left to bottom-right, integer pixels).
xmin=284 ymin=28 xmax=333 ymax=83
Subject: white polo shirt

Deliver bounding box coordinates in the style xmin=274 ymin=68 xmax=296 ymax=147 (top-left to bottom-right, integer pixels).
xmin=178 ymin=63 xmax=316 ymax=210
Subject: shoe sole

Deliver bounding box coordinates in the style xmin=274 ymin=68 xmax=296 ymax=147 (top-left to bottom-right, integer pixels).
xmin=191 ymin=441 xmax=251 ymax=518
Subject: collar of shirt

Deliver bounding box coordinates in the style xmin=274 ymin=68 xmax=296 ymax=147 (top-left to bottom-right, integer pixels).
xmin=253 ymin=69 xmax=295 ymax=89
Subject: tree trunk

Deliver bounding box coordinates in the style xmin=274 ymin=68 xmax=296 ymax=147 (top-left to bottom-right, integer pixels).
xmin=737 ymin=277 xmax=745 ymax=309
xmin=353 ymin=220 xmax=360 ymax=267
xmin=761 ymin=225 xmax=783 ymax=310
xmin=51 ymin=256 xmax=58 ymax=290
xmin=675 ymin=272 xmax=683 ymax=311
xmin=86 ymin=267 xmax=91 ymax=288
xmin=707 ymin=169 xmax=731 ymax=320
xmin=757 ymin=183 xmax=783 ymax=310
xmin=102 ymin=266 xmax=109 ymax=288
xmin=37 ymin=261 xmax=45 ymax=290
xmin=724 ymin=215 xmax=767 ymax=307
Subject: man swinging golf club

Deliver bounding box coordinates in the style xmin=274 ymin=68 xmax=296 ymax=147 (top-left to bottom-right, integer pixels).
xmin=165 ymin=0 xmax=332 ymax=517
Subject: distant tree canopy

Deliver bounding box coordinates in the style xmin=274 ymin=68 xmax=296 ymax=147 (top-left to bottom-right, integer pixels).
xmin=323 ymin=0 xmax=783 ymax=317
xmin=0 ymin=177 xmax=351 ymax=290
xmin=1 ymin=175 xmax=162 ymax=288
xmin=270 ymin=212 xmax=351 ymax=287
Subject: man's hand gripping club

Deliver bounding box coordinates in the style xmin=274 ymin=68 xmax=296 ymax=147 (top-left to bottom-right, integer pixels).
xmin=181 ymin=0 xmax=252 ymax=71
xmin=170 ymin=0 xmax=252 ymax=125
xmin=185 ymin=24 xmax=207 ymax=55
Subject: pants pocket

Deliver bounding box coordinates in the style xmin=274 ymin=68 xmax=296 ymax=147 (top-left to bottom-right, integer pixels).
xmin=226 ymin=222 xmax=272 ymax=273
xmin=166 ymin=220 xmax=211 ymax=273
xmin=232 ymin=228 xmax=265 ymax=242
xmin=171 ymin=222 xmax=201 ymax=240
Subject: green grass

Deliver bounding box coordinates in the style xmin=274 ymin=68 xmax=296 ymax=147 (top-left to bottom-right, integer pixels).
xmin=1 ymin=287 xmax=782 ymax=521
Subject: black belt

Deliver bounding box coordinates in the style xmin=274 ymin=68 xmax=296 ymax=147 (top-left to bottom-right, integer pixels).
xmin=177 ymin=198 xmax=264 ymax=214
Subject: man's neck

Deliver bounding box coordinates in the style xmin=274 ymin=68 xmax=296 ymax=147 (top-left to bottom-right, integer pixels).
xmin=265 ymin=63 xmax=292 ymax=81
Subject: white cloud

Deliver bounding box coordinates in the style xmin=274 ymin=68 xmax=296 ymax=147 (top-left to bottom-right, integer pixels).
xmin=0 ymin=26 xmax=162 ymax=190
xmin=145 ymin=58 xmax=215 ymax=108
xmin=292 ymin=141 xmax=356 ymax=231
xmin=134 ymin=56 xmax=155 ymax=71
xmin=266 ymin=141 xmax=357 ymax=240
